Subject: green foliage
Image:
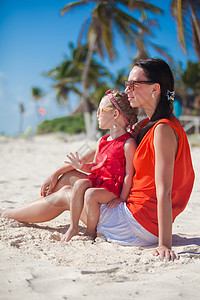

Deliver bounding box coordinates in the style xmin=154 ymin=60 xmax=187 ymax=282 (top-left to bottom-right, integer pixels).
xmin=42 ymin=43 xmax=110 ymax=108
xmin=31 ymin=87 xmax=44 ymax=101
xmin=61 ymin=1 xmax=162 ymax=60
xmin=37 ymin=114 xmax=85 ymax=135
xmin=170 ymin=0 xmax=200 ymax=61
xmin=181 ymin=61 xmax=200 ymax=92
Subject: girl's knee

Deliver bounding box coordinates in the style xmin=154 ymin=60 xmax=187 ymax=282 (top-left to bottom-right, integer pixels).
xmin=59 ymin=170 xmax=86 ymax=187
xmin=84 ymin=188 xmax=98 ymax=204
xmin=73 ymin=178 xmax=91 ymax=191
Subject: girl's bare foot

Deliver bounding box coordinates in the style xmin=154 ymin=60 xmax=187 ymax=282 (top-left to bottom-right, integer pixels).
xmin=71 ymin=234 xmax=95 ymax=242
xmin=61 ymin=227 xmax=79 ymax=242
xmin=83 ymin=231 xmax=96 ymax=240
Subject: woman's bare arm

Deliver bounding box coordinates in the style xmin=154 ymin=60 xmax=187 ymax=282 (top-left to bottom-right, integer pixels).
xmin=153 ymin=123 xmax=179 ymax=261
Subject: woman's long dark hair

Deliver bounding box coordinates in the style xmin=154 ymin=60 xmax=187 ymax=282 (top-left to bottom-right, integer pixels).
xmin=134 ymin=58 xmax=175 ymax=144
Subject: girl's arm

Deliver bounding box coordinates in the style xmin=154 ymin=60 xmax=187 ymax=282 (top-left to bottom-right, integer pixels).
xmin=153 ymin=123 xmax=179 ymax=261
xmin=107 ymin=138 xmax=137 ymax=209
xmin=65 ymin=139 xmax=100 ymax=173
xmin=41 ymin=149 xmax=95 ymax=196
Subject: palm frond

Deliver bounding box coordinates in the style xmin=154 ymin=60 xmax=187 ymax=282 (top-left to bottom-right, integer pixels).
xmin=96 ymin=5 xmax=115 ymax=60
xmin=192 ymin=20 xmax=200 ymax=61
xmin=127 ymin=0 xmax=163 ymax=15
xmin=61 ymin=1 xmax=88 ymax=16
xmin=113 ymin=6 xmax=151 ymax=35
xmin=150 ymin=44 xmax=174 ymax=64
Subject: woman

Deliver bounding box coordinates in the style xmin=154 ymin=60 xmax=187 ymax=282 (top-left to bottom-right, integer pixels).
xmin=97 ymin=58 xmax=194 ymax=260
xmin=1 ymin=59 xmax=194 ymax=261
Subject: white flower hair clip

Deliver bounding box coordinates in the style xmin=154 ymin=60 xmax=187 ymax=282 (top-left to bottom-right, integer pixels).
xmin=166 ymin=90 xmax=175 ymax=101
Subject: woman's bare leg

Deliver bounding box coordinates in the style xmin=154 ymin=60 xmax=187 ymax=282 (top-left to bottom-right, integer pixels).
xmin=27 ymin=169 xmax=87 ymax=204
xmin=61 ymin=179 xmax=92 ymax=242
xmin=1 ymin=170 xmax=87 ymax=223
xmin=1 ymin=186 xmax=72 ymax=223
xmin=84 ymin=188 xmax=116 ymax=239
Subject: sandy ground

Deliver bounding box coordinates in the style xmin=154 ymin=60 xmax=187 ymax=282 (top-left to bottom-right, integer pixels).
xmin=0 ymin=134 xmax=199 ymax=300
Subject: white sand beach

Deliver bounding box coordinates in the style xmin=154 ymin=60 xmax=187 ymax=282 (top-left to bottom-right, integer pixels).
xmin=0 ymin=134 xmax=200 ymax=300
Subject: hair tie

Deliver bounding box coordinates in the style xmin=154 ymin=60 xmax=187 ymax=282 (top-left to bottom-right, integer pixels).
xmin=105 ymin=90 xmax=130 ymax=126
xmin=166 ymin=90 xmax=175 ymax=101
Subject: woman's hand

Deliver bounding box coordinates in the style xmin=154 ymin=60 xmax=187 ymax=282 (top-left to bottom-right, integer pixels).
xmin=41 ymin=175 xmax=58 ymax=197
xmin=107 ymin=198 xmax=124 ymax=209
xmin=153 ymin=246 xmax=179 ymax=261
xmin=65 ymin=152 xmax=83 ymax=170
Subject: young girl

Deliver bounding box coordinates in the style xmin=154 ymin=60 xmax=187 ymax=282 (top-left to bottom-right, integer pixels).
xmin=62 ymin=90 xmax=138 ymax=241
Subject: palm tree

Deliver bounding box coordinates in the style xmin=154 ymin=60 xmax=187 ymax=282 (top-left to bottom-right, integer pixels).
xmin=181 ymin=61 xmax=200 ymax=112
xmin=42 ymin=46 xmax=81 ymax=108
xmin=31 ymin=87 xmax=44 ymax=122
xmin=111 ymin=68 xmax=127 ymax=90
xmin=19 ymin=103 xmax=24 ymax=135
xmin=133 ymin=12 xmax=173 ymax=63
xmin=173 ymin=61 xmax=200 ymax=113
xmin=42 ymin=43 xmax=110 ymax=110
xmin=61 ymin=0 xmax=162 ymax=136
xmin=170 ymin=0 xmax=200 ymax=61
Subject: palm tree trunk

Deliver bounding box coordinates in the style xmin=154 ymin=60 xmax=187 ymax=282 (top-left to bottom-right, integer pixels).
xmin=34 ymin=102 xmax=41 ymax=124
xmin=19 ymin=103 xmax=24 ymax=135
xmin=19 ymin=112 xmax=23 ymax=135
xmin=188 ymin=2 xmax=200 ymax=43
xmin=82 ymin=32 xmax=97 ymax=138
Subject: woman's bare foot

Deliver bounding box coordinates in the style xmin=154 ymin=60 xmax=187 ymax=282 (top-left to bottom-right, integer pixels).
xmin=61 ymin=226 xmax=79 ymax=242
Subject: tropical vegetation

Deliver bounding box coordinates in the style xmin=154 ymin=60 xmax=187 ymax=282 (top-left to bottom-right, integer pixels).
xmin=170 ymin=0 xmax=200 ymax=61
xmin=31 ymin=86 xmax=45 ymax=121
xmin=42 ymin=43 xmax=110 ymax=111
xmin=36 ymin=1 xmax=200 ymax=135
xmin=60 ymin=0 xmax=163 ymax=136
xmin=37 ymin=114 xmax=85 ymax=135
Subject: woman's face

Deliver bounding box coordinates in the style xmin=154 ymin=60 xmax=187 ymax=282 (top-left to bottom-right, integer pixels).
xmin=125 ymin=66 xmax=155 ymax=110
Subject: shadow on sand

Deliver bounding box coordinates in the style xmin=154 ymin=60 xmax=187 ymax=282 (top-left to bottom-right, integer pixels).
xmin=17 ymin=221 xmax=86 ymax=235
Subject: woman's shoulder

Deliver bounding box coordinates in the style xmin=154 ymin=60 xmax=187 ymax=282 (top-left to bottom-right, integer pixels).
xmin=154 ymin=116 xmax=180 ymax=126
xmin=153 ymin=116 xmax=184 ymax=136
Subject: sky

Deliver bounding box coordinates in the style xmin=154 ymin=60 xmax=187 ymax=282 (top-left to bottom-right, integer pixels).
xmin=0 ymin=0 xmax=198 ymax=135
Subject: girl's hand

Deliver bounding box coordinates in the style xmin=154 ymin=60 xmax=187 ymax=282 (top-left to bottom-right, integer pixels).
xmin=153 ymin=246 xmax=179 ymax=261
xmin=65 ymin=152 xmax=83 ymax=170
xmin=107 ymin=198 xmax=124 ymax=209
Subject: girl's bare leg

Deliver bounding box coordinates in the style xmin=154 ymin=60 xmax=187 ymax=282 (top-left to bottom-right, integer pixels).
xmin=84 ymin=188 xmax=116 ymax=239
xmin=61 ymin=179 xmax=92 ymax=242
xmin=52 ymin=170 xmax=87 ymax=193
xmin=1 ymin=170 xmax=87 ymax=223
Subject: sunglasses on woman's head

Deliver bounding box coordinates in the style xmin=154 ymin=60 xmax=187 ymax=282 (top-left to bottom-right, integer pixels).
xmin=125 ymin=80 xmax=156 ymax=91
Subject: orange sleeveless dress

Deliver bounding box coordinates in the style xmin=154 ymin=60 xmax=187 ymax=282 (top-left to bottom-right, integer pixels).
xmin=126 ymin=117 xmax=195 ymax=237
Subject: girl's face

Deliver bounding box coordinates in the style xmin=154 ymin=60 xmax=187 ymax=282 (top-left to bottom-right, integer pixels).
xmin=125 ymin=66 xmax=155 ymax=110
xmin=97 ymin=96 xmax=115 ymax=129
